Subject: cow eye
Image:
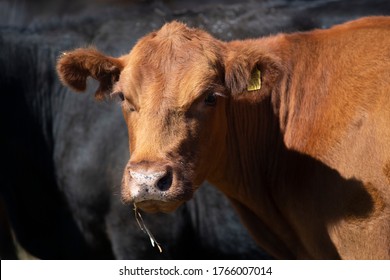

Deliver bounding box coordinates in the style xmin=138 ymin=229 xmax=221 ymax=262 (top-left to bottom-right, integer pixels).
xmin=204 ymin=92 xmax=217 ymax=106
xmin=118 ymin=92 xmax=125 ymax=101
xmin=111 ymin=91 xmax=125 ymax=102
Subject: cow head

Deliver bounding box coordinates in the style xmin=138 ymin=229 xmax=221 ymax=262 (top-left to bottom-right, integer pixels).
xmin=57 ymin=21 xmax=282 ymax=213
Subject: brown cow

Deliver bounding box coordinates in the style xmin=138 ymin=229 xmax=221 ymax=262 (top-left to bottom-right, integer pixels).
xmin=57 ymin=16 xmax=390 ymax=259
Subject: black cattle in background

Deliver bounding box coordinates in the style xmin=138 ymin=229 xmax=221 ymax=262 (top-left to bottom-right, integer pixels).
xmin=1 ymin=0 xmax=389 ymax=259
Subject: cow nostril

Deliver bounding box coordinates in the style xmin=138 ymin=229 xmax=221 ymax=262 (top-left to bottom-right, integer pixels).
xmin=156 ymin=171 xmax=173 ymax=191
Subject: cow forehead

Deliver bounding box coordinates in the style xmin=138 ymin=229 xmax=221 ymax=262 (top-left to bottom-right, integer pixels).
xmin=121 ymin=22 xmax=224 ymax=109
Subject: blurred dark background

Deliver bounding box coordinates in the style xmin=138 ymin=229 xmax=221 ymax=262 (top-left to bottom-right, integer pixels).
xmin=1 ymin=0 xmax=389 ymax=260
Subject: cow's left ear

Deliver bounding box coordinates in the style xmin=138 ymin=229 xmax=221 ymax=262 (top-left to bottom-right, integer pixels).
xmin=224 ymin=49 xmax=283 ymax=98
xmin=56 ymin=48 xmax=124 ymax=100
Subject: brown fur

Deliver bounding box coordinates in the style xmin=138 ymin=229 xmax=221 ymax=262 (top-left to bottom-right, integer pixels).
xmin=384 ymin=162 xmax=390 ymax=185
xmin=57 ymin=48 xmax=124 ymax=100
xmin=57 ymin=17 xmax=390 ymax=259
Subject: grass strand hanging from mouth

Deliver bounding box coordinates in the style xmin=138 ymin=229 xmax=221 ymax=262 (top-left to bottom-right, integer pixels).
xmin=133 ymin=203 xmax=163 ymax=253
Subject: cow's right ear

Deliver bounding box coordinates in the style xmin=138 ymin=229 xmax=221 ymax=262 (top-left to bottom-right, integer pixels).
xmin=56 ymin=48 xmax=124 ymax=100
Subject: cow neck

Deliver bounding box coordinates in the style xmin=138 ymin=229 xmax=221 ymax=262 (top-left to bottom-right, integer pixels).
xmin=206 ymin=37 xmax=311 ymax=258
xmin=209 ymin=35 xmax=294 ymax=216
xmin=204 ymin=91 xmax=299 ymax=256
xmin=208 ymin=36 xmax=346 ymax=259
xmin=222 ymin=97 xmax=281 ymax=202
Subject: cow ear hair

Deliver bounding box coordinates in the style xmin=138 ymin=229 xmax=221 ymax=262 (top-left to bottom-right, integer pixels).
xmin=224 ymin=52 xmax=282 ymax=98
xmin=56 ymin=48 xmax=124 ymax=100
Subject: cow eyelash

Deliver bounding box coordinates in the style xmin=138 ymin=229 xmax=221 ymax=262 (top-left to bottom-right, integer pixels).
xmin=111 ymin=92 xmax=137 ymax=112
xmin=214 ymin=92 xmax=227 ymax=98
xmin=111 ymin=91 xmax=125 ymax=102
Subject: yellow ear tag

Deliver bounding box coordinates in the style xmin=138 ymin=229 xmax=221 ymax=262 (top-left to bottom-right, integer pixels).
xmin=247 ymin=67 xmax=261 ymax=91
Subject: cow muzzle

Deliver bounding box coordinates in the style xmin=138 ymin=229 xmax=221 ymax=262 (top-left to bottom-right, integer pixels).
xmin=122 ymin=161 xmax=192 ymax=213
xmin=131 ymin=168 xmax=172 ymax=192
xmin=128 ymin=164 xmax=172 ymax=201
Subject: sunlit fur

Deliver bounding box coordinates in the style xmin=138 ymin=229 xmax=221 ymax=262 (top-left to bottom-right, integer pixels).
xmin=57 ymin=17 xmax=390 ymax=259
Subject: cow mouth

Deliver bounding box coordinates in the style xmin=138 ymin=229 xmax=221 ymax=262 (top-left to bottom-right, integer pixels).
xmin=134 ymin=200 xmax=184 ymax=213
